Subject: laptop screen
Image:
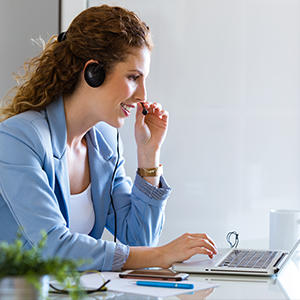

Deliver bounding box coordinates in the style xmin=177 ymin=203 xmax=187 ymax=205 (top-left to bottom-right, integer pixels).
xmin=277 ymin=239 xmax=300 ymax=299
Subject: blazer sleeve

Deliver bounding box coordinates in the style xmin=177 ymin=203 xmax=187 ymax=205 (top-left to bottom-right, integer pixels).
xmin=104 ymin=134 xmax=172 ymax=247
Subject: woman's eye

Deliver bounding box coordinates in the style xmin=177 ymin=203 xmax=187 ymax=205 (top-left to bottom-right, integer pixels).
xmin=129 ymin=75 xmax=139 ymax=81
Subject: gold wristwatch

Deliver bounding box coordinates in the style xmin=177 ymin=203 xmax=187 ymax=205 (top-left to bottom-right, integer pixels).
xmin=137 ymin=164 xmax=163 ymax=177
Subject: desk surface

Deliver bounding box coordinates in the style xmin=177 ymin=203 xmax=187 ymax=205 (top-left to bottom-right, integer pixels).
xmin=49 ymin=270 xmax=296 ymax=300
xmin=165 ymin=273 xmax=287 ymax=300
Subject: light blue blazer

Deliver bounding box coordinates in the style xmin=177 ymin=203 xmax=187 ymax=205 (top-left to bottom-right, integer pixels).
xmin=0 ymin=96 xmax=171 ymax=271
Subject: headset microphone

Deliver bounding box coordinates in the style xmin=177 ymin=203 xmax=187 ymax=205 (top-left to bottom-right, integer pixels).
xmin=140 ymin=102 xmax=148 ymax=115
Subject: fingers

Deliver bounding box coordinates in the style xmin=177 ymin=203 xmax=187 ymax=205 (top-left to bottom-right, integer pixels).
xmin=137 ymin=102 xmax=169 ymax=121
xmin=150 ymin=102 xmax=169 ymax=120
xmin=189 ymin=233 xmax=217 ymax=249
xmin=179 ymin=233 xmax=218 ymax=260
xmin=135 ymin=102 xmax=146 ymax=125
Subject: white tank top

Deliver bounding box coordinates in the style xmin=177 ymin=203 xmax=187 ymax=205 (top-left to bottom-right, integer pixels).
xmin=69 ymin=184 xmax=95 ymax=234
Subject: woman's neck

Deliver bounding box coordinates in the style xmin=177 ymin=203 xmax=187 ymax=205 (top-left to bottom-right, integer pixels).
xmin=63 ymin=92 xmax=95 ymax=147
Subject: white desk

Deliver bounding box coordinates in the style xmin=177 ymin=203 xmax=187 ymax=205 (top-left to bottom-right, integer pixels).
xmin=49 ymin=270 xmax=295 ymax=300
xmin=165 ymin=273 xmax=287 ymax=300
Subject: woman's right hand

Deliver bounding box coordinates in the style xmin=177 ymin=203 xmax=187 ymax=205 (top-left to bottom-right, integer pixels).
xmin=122 ymin=232 xmax=217 ymax=270
xmin=156 ymin=233 xmax=218 ymax=269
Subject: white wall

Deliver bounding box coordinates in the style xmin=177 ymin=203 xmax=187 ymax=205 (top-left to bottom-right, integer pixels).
xmin=0 ymin=0 xmax=59 ymax=99
xmin=5 ymin=0 xmax=298 ymax=249
xmin=1 ymin=0 xmax=299 ymax=250
xmin=61 ymin=0 xmax=88 ymax=31
xmin=86 ymin=0 xmax=300 ymax=248
xmin=0 ymin=0 xmax=300 ymax=246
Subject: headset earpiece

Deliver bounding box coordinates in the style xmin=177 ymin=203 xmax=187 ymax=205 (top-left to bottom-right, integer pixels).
xmin=84 ymin=62 xmax=106 ymax=88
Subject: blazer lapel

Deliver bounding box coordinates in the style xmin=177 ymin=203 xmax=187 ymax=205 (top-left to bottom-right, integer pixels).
xmin=87 ymin=125 xmax=115 ymax=239
xmin=53 ymin=155 xmax=70 ymax=225
xmin=45 ymin=96 xmax=71 ymax=225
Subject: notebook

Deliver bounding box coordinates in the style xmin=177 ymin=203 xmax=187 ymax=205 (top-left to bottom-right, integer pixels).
xmin=172 ymin=238 xmax=300 ymax=276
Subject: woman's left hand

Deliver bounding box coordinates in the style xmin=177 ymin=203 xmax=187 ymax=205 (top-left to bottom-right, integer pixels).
xmin=135 ymin=102 xmax=169 ymax=168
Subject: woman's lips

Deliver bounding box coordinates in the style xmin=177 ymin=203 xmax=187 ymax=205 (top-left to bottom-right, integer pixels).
xmin=121 ymin=103 xmax=134 ymax=116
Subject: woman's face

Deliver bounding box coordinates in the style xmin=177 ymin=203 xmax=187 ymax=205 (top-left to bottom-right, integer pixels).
xmin=92 ymin=46 xmax=151 ymax=128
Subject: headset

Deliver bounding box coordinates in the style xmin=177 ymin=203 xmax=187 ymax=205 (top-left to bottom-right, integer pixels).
xmin=84 ymin=60 xmax=148 ymax=242
xmin=84 ymin=62 xmax=106 ymax=88
xmin=85 ymin=61 xmax=147 ymax=242
xmin=58 ymin=32 xmax=149 ymax=242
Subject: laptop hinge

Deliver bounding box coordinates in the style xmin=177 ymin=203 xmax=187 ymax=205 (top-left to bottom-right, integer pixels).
xmin=273 ymin=253 xmax=288 ymax=270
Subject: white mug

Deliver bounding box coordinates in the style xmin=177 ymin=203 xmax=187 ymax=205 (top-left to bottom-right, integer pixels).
xmin=269 ymin=209 xmax=300 ymax=251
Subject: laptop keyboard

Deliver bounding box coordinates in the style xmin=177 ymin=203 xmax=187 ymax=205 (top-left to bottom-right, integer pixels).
xmin=218 ymin=250 xmax=279 ymax=269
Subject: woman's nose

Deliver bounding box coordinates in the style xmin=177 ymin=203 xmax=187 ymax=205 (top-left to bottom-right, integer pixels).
xmin=135 ymin=81 xmax=147 ymax=102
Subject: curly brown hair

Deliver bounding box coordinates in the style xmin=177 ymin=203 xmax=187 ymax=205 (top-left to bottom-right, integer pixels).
xmin=0 ymin=5 xmax=153 ymax=121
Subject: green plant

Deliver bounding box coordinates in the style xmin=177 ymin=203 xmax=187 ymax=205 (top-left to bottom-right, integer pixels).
xmin=0 ymin=230 xmax=86 ymax=299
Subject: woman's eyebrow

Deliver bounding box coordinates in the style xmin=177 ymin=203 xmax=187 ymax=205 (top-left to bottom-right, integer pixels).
xmin=128 ymin=69 xmax=144 ymax=76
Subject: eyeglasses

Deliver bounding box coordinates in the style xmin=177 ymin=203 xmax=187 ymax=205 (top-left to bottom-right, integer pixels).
xmin=50 ymin=270 xmax=110 ymax=295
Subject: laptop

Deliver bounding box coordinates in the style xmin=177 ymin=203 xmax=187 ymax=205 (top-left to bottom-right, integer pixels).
xmin=172 ymin=238 xmax=300 ymax=276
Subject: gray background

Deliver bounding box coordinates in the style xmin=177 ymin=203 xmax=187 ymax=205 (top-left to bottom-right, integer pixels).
xmin=0 ymin=0 xmax=59 ymax=99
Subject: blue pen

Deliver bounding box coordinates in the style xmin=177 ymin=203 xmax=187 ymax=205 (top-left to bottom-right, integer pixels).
xmin=136 ymin=281 xmax=194 ymax=289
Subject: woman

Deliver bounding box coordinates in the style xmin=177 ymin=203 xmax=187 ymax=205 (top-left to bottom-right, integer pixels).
xmin=0 ymin=5 xmax=217 ymax=271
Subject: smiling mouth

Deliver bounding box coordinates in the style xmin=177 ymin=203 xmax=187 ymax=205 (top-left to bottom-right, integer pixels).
xmin=121 ymin=103 xmax=134 ymax=114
